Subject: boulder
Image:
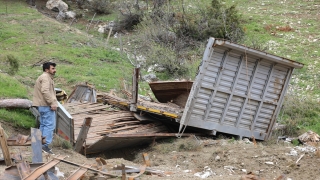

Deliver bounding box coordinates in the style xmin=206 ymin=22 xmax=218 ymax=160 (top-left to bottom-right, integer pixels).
xmin=46 ymin=0 xmax=68 ymax=11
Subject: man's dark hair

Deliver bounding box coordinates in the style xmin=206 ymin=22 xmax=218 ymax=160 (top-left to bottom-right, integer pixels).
xmin=42 ymin=62 xmax=56 ymax=72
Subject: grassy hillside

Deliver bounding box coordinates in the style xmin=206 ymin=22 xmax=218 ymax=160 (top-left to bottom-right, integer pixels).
xmin=0 ymin=0 xmax=319 ymax=135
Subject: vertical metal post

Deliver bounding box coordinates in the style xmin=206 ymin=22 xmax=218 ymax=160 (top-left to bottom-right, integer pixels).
xmin=130 ymin=67 xmax=140 ymax=112
xmin=31 ymin=128 xmax=43 ymax=163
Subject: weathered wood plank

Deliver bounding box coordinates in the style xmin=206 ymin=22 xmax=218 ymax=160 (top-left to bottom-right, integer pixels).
xmin=74 ymin=117 xmax=92 ymax=153
xmin=0 ymin=126 xmax=12 ymax=166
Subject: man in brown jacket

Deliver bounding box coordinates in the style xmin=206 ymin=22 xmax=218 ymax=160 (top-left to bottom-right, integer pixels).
xmin=32 ymin=62 xmax=57 ymax=154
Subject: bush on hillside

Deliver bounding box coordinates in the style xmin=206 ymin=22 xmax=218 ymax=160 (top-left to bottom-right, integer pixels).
xmin=0 ymin=55 xmax=19 ymax=76
xmin=113 ymin=1 xmax=144 ymax=31
xmin=90 ymin=0 xmax=113 ymax=14
xmin=277 ymin=94 xmax=320 ymax=136
xmin=176 ymin=0 xmax=244 ymax=42
xmin=130 ymin=0 xmax=244 ymax=78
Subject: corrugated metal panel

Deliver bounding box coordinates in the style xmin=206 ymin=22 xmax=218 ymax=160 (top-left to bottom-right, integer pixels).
xmin=179 ymin=38 xmax=303 ymax=140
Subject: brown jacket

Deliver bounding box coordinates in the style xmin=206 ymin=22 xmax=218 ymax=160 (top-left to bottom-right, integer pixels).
xmin=32 ymin=72 xmax=57 ymax=107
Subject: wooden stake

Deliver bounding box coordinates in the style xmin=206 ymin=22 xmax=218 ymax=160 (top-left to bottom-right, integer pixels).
xmin=0 ymin=125 xmax=12 ymax=166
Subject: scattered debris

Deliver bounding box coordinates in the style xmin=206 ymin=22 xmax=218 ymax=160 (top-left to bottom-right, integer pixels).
xmin=265 ymin=162 xmax=274 ymax=165
xmin=296 ymin=154 xmax=305 ymax=164
xmin=194 ymin=166 xmax=214 ymax=178
xmin=277 ymin=136 xmax=294 ymax=144
xmin=243 ymin=138 xmax=252 ymax=144
xmin=240 ymin=172 xmax=264 ymax=180
xmin=298 ymin=130 xmax=320 ymax=143
xmin=285 ymin=149 xmax=298 ymax=156
xmin=55 ymin=88 xmax=68 ymax=103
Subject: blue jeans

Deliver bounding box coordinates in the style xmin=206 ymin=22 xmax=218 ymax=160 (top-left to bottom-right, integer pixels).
xmin=38 ymin=106 xmax=56 ymax=147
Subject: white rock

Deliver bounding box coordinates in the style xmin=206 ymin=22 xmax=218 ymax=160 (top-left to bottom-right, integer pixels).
xmin=215 ymin=155 xmax=220 ymax=161
xmin=241 ymin=169 xmax=247 ymax=173
xmin=98 ymin=25 xmax=107 ymax=33
xmin=46 ymin=0 xmax=68 ymax=12
xmin=65 ymin=11 xmax=76 ymax=19
xmin=265 ymin=162 xmax=274 ymax=165
xmin=55 ymin=167 xmax=64 ymax=178
xmin=194 ymin=166 xmax=214 ymax=179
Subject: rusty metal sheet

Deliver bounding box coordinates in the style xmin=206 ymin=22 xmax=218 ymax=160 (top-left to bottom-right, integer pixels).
xmin=67 ymin=84 xmax=97 ymax=103
xmin=149 ymin=81 xmax=193 ymax=107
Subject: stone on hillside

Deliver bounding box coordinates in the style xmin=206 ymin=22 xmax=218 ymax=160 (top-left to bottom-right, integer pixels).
xmin=65 ymin=11 xmax=76 ymax=19
xmin=46 ymin=0 xmax=68 ymax=11
xmin=142 ymin=73 xmax=158 ymax=82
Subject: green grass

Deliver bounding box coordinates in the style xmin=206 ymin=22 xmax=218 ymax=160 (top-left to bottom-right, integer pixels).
xmin=0 ymin=73 xmax=29 ymax=98
xmin=0 ymin=109 xmax=36 ymax=129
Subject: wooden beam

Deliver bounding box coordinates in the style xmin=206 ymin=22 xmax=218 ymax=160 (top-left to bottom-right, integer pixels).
xmin=31 ymin=128 xmax=43 ymax=163
xmin=74 ymin=117 xmax=92 ymax=153
xmin=0 ymin=125 xmax=12 ymax=166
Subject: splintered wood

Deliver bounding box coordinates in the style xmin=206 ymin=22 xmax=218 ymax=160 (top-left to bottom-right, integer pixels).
xmin=63 ymin=103 xmax=169 ymax=146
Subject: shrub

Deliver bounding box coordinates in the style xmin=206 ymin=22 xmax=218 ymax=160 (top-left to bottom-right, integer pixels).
xmin=52 ymin=134 xmax=72 ymax=149
xmin=131 ymin=0 xmax=244 ymax=79
xmin=90 ymin=0 xmax=113 ymax=15
xmin=7 ymin=55 xmax=19 ymax=75
xmin=175 ymin=0 xmax=244 ymax=42
xmin=277 ymin=94 xmax=320 ymax=136
xmin=0 ymin=54 xmax=20 ymax=75
xmin=113 ymin=1 xmax=143 ymax=31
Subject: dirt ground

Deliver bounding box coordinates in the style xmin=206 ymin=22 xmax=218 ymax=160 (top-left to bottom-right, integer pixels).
xmin=1 ymin=122 xmax=320 ymax=180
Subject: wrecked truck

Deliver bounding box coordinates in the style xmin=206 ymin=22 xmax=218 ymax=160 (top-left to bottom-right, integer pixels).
xmin=44 ymin=37 xmax=304 ymax=154
xmin=177 ymin=38 xmax=304 ymax=140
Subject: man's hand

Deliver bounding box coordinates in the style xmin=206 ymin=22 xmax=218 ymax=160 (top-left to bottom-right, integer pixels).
xmin=50 ymin=105 xmax=57 ymax=111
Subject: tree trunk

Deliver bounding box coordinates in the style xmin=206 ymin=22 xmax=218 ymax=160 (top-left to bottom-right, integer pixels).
xmin=0 ymin=99 xmax=32 ymax=109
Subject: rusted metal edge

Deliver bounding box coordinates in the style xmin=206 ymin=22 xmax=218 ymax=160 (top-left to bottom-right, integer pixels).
xmin=23 ymin=155 xmax=67 ymax=180
xmin=108 ymin=101 xmax=179 ymax=119
xmin=213 ymin=38 xmax=304 ymax=69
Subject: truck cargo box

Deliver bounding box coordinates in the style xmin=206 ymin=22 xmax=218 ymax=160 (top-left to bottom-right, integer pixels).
xmin=179 ymin=38 xmax=304 ymax=140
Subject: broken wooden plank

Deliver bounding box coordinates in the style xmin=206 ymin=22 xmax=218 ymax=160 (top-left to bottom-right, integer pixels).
xmin=31 ymin=128 xmax=43 ymax=163
xmin=0 ymin=126 xmax=12 ymax=166
xmin=23 ymin=155 xmax=67 ymax=180
xmin=53 ymin=156 xmax=118 ymax=177
xmin=74 ymin=117 xmax=92 ymax=153
xmin=67 ymin=165 xmax=90 ymax=180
